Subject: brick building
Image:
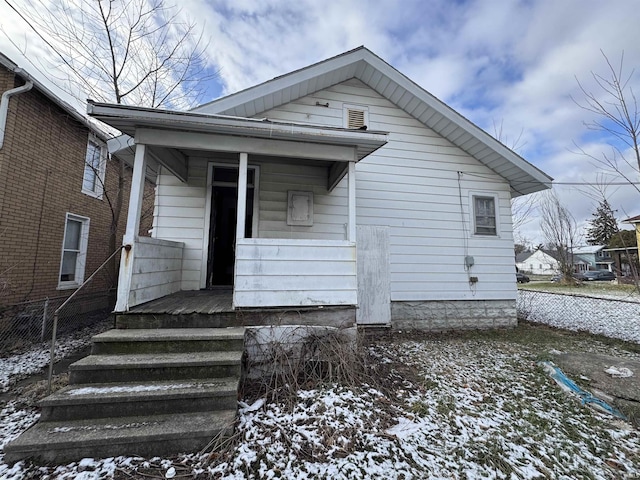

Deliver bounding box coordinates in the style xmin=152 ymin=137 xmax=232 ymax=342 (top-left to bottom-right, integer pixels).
xmin=0 ymin=52 xmax=153 ymax=309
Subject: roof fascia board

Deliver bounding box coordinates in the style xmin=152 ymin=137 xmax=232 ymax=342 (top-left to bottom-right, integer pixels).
xmin=89 ymin=101 xmax=386 ymax=145
xmin=135 ymin=127 xmax=358 ymax=162
xmin=89 ymin=102 xmax=388 ymax=160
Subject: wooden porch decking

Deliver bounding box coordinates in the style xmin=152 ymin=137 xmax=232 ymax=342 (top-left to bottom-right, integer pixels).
xmin=129 ymin=290 xmax=234 ymax=315
xmin=119 ymin=290 xmax=356 ymax=329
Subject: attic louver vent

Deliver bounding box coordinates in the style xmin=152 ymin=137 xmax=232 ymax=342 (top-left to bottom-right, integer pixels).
xmin=347 ymin=109 xmax=366 ymax=129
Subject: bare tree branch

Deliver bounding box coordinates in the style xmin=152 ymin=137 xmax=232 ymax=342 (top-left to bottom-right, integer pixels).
xmin=572 ymin=50 xmax=640 ymax=176
xmin=538 ymin=191 xmax=580 ymax=281
xmin=9 ymin=0 xmax=218 ymax=109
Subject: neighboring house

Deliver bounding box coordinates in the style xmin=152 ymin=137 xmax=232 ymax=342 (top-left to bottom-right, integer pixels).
xmin=0 ymin=52 xmax=153 ymax=309
xmin=91 ymin=47 xmax=553 ymax=329
xmin=516 ymin=250 xmax=559 ymax=275
xmin=572 ymin=245 xmax=614 ymax=272
xmin=624 ymin=214 xmax=640 ymax=248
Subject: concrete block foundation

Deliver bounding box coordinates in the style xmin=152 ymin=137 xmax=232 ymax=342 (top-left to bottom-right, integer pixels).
xmin=391 ymin=300 xmax=516 ymax=331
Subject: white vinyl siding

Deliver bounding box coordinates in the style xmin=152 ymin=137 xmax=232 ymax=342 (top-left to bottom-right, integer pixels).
xmin=128 ymin=237 xmax=184 ymax=307
xmin=58 ymin=213 xmax=90 ymax=289
xmin=257 ymin=161 xmax=347 ymax=240
xmin=154 ymin=157 xmax=350 ymax=290
xmin=259 ymin=78 xmax=516 ymax=302
xmin=82 ymin=136 xmax=106 ymax=198
xmin=153 ymin=78 xmax=516 ymax=301
xmin=153 ymin=157 xmax=208 ymax=291
xmin=234 ymin=238 xmax=356 ymax=307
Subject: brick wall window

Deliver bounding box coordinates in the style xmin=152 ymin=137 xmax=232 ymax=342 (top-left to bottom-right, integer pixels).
xmin=59 ymin=213 xmax=90 ymax=289
xmin=82 ymin=135 xmax=106 ymax=198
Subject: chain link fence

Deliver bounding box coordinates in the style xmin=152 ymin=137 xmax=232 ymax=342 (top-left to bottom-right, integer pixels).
xmin=517 ymin=289 xmax=640 ymax=344
xmin=0 ymin=291 xmax=115 ymax=356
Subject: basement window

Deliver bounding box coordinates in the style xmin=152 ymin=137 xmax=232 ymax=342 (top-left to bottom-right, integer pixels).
xmin=343 ymin=104 xmax=369 ymax=129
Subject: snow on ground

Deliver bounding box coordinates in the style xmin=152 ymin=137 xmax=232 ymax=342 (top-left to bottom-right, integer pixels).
xmin=0 ymin=318 xmax=112 ymax=393
xmin=1 ymin=328 xmax=639 ymax=479
xmin=518 ymin=290 xmax=640 ymax=344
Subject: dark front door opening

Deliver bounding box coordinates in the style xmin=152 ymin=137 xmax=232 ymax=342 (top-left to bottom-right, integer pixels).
xmin=207 ymin=167 xmax=255 ymax=287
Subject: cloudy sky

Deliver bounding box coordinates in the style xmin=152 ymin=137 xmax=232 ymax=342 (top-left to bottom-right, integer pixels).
xmin=1 ymin=0 xmax=638 ymax=246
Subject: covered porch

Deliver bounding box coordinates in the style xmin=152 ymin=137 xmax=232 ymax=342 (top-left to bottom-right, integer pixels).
xmin=88 ymin=101 xmax=387 ymax=314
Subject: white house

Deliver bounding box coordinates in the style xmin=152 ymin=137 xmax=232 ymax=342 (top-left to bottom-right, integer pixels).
xmin=92 ymin=47 xmax=552 ymax=330
xmin=516 ymin=250 xmax=559 ymax=275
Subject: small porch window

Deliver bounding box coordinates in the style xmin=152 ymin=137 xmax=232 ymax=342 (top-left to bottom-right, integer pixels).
xmin=58 ymin=213 xmax=90 ymax=289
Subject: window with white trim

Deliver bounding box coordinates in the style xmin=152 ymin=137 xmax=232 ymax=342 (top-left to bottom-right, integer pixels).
xmin=82 ymin=135 xmax=106 ymax=198
xmin=58 ymin=213 xmax=90 ymax=288
xmin=343 ymin=104 xmax=369 ymax=129
xmin=473 ymin=195 xmax=498 ymax=235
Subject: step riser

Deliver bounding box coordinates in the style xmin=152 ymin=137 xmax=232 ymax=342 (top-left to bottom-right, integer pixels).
xmin=70 ymin=364 xmax=241 ymax=384
xmin=41 ymin=394 xmax=237 ymax=422
xmin=116 ymin=313 xmax=238 ymax=329
xmin=4 ymin=427 xmax=234 ymax=465
xmin=91 ymin=339 xmax=245 ymax=355
xmin=116 ymin=307 xmax=355 ymax=329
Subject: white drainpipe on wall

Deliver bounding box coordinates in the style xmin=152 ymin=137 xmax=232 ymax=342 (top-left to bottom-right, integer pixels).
xmin=0 ymin=77 xmax=34 ymax=150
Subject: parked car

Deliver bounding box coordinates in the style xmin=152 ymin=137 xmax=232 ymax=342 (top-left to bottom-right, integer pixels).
xmin=516 ymin=272 xmax=530 ymax=283
xmin=576 ymin=270 xmax=616 ymax=281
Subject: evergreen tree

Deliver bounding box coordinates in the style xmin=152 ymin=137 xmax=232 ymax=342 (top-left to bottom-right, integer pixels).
xmin=609 ymin=229 xmax=637 ymax=248
xmin=585 ymin=200 xmax=619 ymax=245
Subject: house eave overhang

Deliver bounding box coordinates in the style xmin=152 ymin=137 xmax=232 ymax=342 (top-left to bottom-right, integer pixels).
xmin=0 ymin=52 xmax=110 ymax=140
xmin=193 ymin=47 xmax=553 ymax=197
xmin=87 ymin=100 xmax=388 ymax=162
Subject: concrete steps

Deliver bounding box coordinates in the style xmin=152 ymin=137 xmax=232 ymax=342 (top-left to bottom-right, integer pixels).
xmin=69 ymin=351 xmax=242 ymax=383
xmin=91 ymin=328 xmax=245 ymax=354
xmin=5 ymin=410 xmax=236 ymax=464
xmin=39 ymin=377 xmax=239 ymax=421
xmin=5 ymin=327 xmax=245 ymax=464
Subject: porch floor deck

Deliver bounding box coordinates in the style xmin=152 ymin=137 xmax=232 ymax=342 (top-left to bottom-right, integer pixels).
xmin=122 ymin=289 xmax=355 ymax=329
xmin=129 ymin=290 xmax=234 ymax=315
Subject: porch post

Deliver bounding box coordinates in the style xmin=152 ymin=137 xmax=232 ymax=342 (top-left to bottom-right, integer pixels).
xmin=115 ymin=143 xmax=147 ymax=312
xmin=236 ymin=152 xmax=248 ymax=241
xmin=347 ymin=160 xmax=356 ymax=242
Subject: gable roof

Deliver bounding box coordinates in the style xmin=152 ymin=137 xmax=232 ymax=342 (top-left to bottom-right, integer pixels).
xmin=194 ymin=47 xmax=552 ymax=197
xmin=515 ymin=251 xmax=533 ymax=263
xmin=624 ymin=214 xmax=640 ymax=224
xmin=572 ymin=245 xmax=605 ymax=255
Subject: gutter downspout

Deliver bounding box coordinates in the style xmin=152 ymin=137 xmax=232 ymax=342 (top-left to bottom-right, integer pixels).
xmin=0 ymin=77 xmax=34 ymax=150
